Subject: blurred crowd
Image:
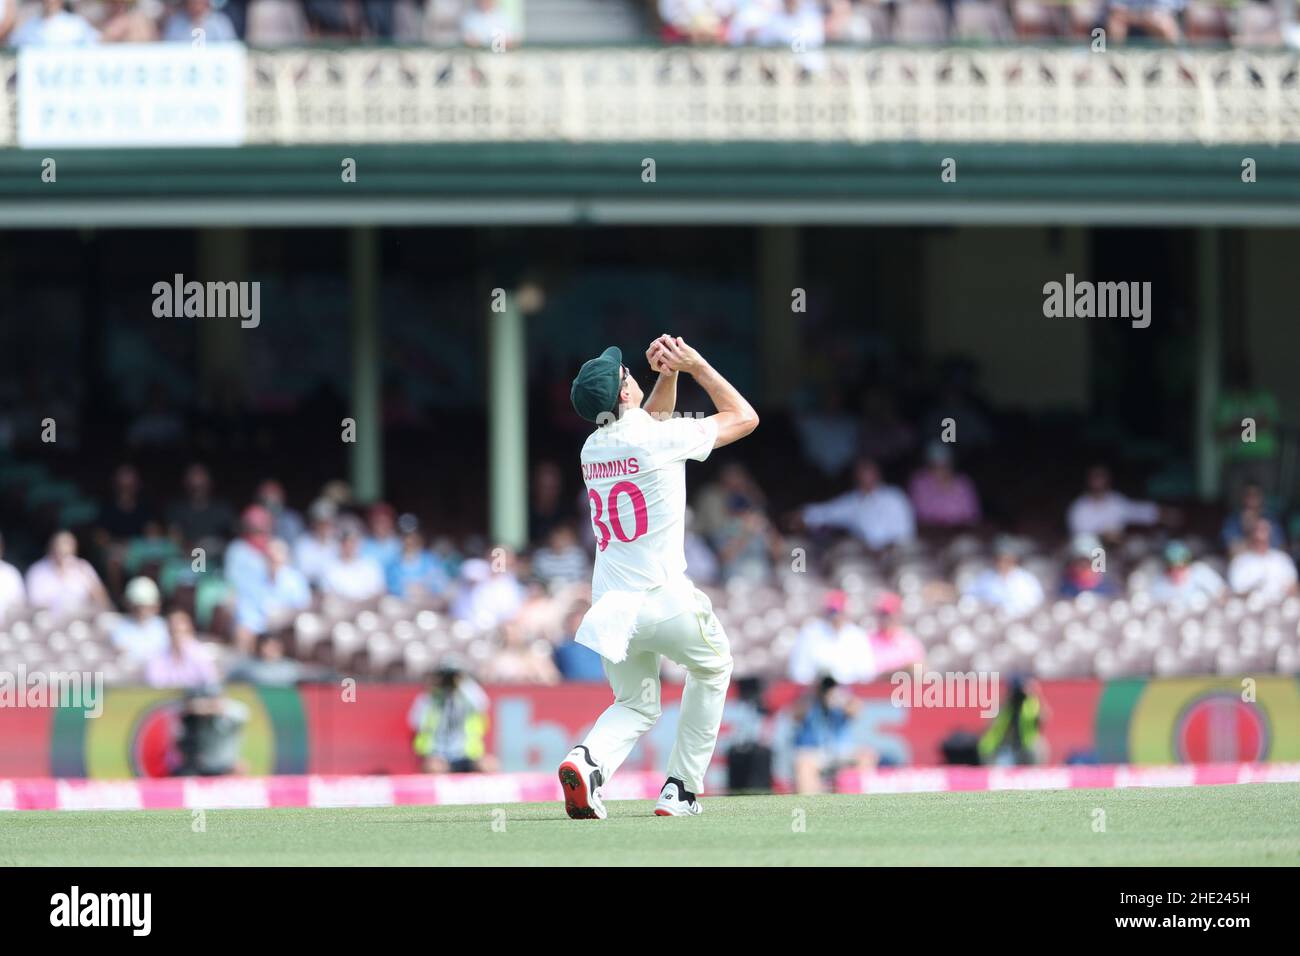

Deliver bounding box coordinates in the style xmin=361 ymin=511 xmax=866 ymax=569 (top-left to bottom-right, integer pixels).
xmin=1 ymin=0 xmax=1294 ymax=48
xmin=1 ymin=436 xmax=1297 ymax=693
xmin=0 ymin=0 xmax=523 ymax=47
xmin=657 ymin=0 xmax=1298 ymax=47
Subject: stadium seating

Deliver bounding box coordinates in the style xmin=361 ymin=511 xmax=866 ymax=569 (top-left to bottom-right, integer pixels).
xmin=3 ymin=0 xmax=1292 ymax=49
xmin=6 ymin=528 xmax=1298 ymax=685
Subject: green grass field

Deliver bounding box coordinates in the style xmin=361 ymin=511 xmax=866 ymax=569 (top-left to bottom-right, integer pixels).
xmin=4 ymin=784 xmax=1298 ymax=866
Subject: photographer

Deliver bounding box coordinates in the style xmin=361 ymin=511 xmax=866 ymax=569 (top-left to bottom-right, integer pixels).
xmin=790 ymin=676 xmax=874 ymax=794
xmin=175 ymin=683 xmax=250 ymax=777
xmin=978 ymin=675 xmax=1049 ymax=767
xmin=726 ymin=676 xmax=774 ymax=795
xmin=408 ymin=660 xmax=497 ymax=774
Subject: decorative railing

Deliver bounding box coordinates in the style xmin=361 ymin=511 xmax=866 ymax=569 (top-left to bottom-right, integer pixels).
xmin=3 ymin=45 xmax=1298 ymax=147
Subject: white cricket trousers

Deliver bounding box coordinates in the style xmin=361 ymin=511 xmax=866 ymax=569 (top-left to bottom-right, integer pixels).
xmin=581 ymin=586 xmax=733 ymax=795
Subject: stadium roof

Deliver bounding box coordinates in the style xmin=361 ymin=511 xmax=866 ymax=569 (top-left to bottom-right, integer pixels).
xmin=1 ymin=141 xmax=1298 ymax=228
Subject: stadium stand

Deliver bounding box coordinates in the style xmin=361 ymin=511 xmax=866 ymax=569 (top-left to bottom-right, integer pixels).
xmin=2 ymin=414 xmax=1299 ymax=689
xmin=0 ymin=0 xmax=1296 ymax=48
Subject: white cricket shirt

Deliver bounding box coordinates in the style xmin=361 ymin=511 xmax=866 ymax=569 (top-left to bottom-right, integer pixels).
xmin=576 ymin=408 xmax=718 ymax=661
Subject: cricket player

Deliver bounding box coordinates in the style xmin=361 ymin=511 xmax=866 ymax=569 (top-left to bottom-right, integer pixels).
xmin=558 ymin=335 xmax=759 ymax=818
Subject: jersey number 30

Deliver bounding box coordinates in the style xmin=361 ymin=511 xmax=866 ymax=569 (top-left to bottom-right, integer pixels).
xmin=588 ymin=481 xmax=649 ymax=551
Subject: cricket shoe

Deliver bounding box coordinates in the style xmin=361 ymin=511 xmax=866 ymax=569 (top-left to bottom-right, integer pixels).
xmin=654 ymin=777 xmax=702 ymax=816
xmin=558 ymin=745 xmax=607 ymax=820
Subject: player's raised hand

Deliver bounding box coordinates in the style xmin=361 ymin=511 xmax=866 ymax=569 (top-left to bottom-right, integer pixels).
xmin=646 ymin=334 xmax=676 ymax=374
xmin=658 ymin=336 xmax=705 ymax=376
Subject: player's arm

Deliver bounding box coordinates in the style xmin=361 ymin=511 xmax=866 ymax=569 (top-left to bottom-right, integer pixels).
xmin=659 ymin=337 xmax=759 ymax=449
xmin=641 ymin=334 xmax=679 ymax=418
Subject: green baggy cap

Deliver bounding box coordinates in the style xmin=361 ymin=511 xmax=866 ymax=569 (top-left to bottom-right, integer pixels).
xmin=570 ymin=346 xmax=623 ymax=423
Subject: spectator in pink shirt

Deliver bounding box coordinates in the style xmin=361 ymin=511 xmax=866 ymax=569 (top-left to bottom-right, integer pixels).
xmin=99 ymin=0 xmax=159 ymax=42
xmin=908 ymin=442 xmax=981 ymax=529
xmin=866 ymin=592 xmax=924 ymax=678
xmin=146 ymin=611 xmax=219 ymax=689
xmin=25 ymin=531 xmax=109 ymax=616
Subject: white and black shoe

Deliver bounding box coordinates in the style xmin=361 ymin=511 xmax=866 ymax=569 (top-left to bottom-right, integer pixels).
xmin=654 ymin=777 xmax=702 ymax=817
xmin=558 ymin=745 xmax=607 ymax=820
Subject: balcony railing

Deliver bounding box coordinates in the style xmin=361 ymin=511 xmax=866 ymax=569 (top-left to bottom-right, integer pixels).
xmin=3 ymin=44 xmax=1299 ymax=147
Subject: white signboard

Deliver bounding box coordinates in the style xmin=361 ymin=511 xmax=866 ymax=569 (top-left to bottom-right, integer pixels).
xmin=18 ymin=44 xmax=247 ymax=148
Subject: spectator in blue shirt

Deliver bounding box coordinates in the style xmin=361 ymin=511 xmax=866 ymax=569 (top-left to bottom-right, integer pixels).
xmin=362 ymin=502 xmax=402 ymax=569
xmin=224 ymin=504 xmax=273 ymax=604
xmin=163 ymin=0 xmax=238 ymax=43
xmin=12 ymin=0 xmax=99 ymax=47
xmin=236 ymin=539 xmax=310 ymax=637
xmin=386 ymin=515 xmax=450 ymax=601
